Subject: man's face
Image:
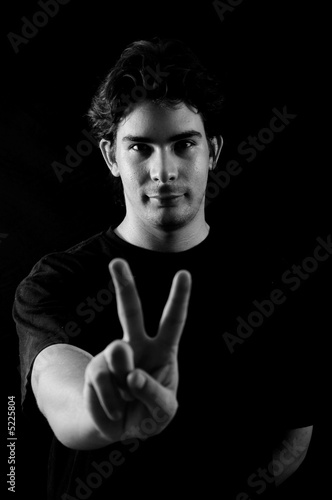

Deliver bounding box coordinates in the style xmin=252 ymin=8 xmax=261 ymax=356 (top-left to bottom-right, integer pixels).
xmin=106 ymin=101 xmax=216 ymax=231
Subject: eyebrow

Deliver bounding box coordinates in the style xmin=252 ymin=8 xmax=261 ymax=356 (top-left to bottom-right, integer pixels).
xmin=122 ymin=130 xmax=203 ymax=143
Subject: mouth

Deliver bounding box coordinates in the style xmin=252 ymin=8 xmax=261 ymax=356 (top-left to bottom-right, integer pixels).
xmin=149 ymin=194 xmax=184 ymax=200
xmin=148 ymin=193 xmax=185 ymax=206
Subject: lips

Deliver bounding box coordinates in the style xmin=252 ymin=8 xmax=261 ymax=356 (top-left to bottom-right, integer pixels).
xmin=150 ymin=194 xmax=183 ymax=200
xmin=148 ymin=188 xmax=186 ymax=198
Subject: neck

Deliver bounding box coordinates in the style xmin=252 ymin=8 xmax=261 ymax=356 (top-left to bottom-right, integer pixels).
xmin=114 ymin=216 xmax=210 ymax=252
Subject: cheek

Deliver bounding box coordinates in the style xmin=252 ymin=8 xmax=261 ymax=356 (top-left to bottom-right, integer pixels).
xmin=191 ymin=153 xmax=210 ymax=182
xmin=121 ymin=166 xmax=146 ymax=194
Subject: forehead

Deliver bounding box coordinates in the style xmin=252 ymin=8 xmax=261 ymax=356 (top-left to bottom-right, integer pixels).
xmin=116 ymin=101 xmax=206 ymax=141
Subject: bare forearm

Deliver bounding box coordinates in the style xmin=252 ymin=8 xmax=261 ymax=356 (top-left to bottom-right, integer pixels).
xmin=32 ymin=344 xmax=112 ymax=450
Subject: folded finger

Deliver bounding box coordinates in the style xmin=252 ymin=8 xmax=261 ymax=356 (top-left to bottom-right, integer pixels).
xmin=127 ymin=369 xmax=177 ymax=429
xmin=84 ymin=352 xmax=125 ymax=421
xmin=104 ymin=340 xmax=135 ymax=401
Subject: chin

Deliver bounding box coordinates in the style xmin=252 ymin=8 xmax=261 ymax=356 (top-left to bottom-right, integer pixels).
xmin=152 ymin=210 xmax=197 ymax=231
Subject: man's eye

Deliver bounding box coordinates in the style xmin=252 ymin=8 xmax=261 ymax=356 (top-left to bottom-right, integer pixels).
xmin=130 ymin=144 xmax=151 ymax=153
xmin=174 ymin=140 xmax=195 ymax=152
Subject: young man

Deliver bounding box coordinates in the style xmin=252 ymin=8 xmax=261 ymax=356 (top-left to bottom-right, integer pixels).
xmin=13 ymin=38 xmax=313 ymax=499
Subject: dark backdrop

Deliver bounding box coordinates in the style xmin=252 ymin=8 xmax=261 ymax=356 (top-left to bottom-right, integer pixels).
xmin=1 ymin=1 xmax=330 ymax=498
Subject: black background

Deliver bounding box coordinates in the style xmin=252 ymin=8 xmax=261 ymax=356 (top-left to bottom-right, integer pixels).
xmin=1 ymin=0 xmax=330 ymax=498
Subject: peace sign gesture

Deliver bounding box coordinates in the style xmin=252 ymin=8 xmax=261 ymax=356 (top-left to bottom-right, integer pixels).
xmin=83 ymin=258 xmax=192 ymax=443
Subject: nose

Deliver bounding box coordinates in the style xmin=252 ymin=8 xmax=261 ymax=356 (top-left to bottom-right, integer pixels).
xmin=150 ymin=150 xmax=178 ymax=183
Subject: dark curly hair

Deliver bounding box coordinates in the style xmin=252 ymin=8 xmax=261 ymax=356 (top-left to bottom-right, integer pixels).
xmin=87 ymin=37 xmax=224 ymax=205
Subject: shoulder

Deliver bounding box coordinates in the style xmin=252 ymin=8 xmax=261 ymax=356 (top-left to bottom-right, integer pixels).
xmin=13 ymin=228 xmax=119 ymax=310
xmin=21 ymin=228 xmax=116 ymax=280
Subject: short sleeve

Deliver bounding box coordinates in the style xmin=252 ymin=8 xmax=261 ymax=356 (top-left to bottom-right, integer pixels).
xmin=12 ymin=252 xmax=86 ymax=407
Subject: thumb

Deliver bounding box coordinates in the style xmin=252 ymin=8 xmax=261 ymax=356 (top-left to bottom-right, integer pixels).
xmin=127 ymin=369 xmax=178 ymax=425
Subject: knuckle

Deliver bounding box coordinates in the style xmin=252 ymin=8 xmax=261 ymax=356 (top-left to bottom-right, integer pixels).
xmin=94 ymin=370 xmax=109 ymax=386
xmin=85 ymin=357 xmax=108 ymax=385
xmin=104 ymin=340 xmax=124 ymax=358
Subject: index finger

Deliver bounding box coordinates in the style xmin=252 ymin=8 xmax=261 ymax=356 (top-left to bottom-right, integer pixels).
xmin=109 ymin=258 xmax=145 ymax=342
xmin=157 ymin=270 xmax=192 ymax=347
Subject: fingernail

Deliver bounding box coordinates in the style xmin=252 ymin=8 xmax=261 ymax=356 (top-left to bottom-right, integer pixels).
xmin=134 ymin=372 xmax=146 ymax=389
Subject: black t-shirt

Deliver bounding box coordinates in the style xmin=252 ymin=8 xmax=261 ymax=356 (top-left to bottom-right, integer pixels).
xmin=12 ymin=225 xmax=315 ymax=499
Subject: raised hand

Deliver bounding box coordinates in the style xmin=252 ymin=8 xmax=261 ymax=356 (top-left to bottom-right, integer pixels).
xmin=83 ymin=258 xmax=192 ymax=443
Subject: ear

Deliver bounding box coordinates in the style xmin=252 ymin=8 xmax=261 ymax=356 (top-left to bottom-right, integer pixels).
xmin=208 ymin=135 xmax=223 ymax=170
xmin=99 ymin=139 xmax=120 ymax=177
